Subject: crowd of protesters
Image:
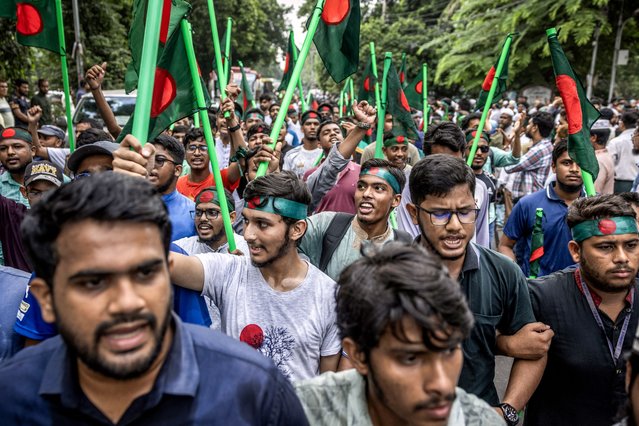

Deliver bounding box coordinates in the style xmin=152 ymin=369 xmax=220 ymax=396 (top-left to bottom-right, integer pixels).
xmin=1 ymin=65 xmax=639 ymax=426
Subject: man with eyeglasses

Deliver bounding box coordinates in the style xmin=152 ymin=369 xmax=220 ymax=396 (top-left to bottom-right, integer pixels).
xmin=406 ymin=154 xmax=552 ymax=425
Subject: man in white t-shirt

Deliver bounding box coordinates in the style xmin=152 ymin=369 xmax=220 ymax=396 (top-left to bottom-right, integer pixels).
xmin=170 ymin=171 xmax=341 ymax=381
xmin=282 ymin=110 xmax=322 ymax=179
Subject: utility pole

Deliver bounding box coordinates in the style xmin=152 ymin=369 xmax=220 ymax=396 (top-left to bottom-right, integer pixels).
xmin=381 ymin=0 xmax=387 ymax=23
xmin=71 ymin=0 xmax=84 ymax=91
xmin=586 ymin=23 xmax=600 ymax=99
xmin=608 ymin=4 xmax=638 ymax=103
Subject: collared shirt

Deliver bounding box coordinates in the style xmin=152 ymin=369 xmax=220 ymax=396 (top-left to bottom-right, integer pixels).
xmin=162 ymin=190 xmax=196 ymax=242
xmin=0 ymin=172 xmax=29 ymax=207
xmin=0 ymin=315 xmax=308 ymax=425
xmin=416 ymin=238 xmax=535 ymax=405
xmin=504 ymin=138 xmax=553 ymax=199
xmin=503 ymin=182 xmax=579 ymax=277
xmin=608 ymin=128 xmax=638 ymax=181
xmin=594 ymin=148 xmax=615 ymax=194
xmin=527 ymin=268 xmax=639 ymax=426
xmin=294 ymin=369 xmax=505 ymax=426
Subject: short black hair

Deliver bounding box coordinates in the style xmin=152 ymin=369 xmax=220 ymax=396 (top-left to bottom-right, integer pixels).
xmin=618 ymin=192 xmax=639 ymax=208
xmin=21 ymin=173 xmax=172 ymax=287
xmin=243 ymin=171 xmax=311 ymax=226
xmin=171 ymin=125 xmax=189 ymax=134
xmin=460 ymin=112 xmax=482 ymax=130
xmin=566 ymin=194 xmax=636 ymax=229
xmin=268 ymin=102 xmax=280 ymax=112
xmin=337 ymin=242 xmax=474 ymax=360
xmin=317 ymin=120 xmax=340 ymax=137
xmin=246 ymin=123 xmax=271 ymax=140
xmin=183 ymin=128 xmax=204 ymax=147
xmin=409 ymin=154 xmax=475 ymax=205
xmin=15 ymin=78 xmax=28 ymax=87
xmin=621 ymin=111 xmax=639 ymax=129
xmin=259 ymin=93 xmax=272 ymax=102
xmin=552 ymin=139 xmax=569 ymax=165
xmin=76 ymin=128 xmax=113 ymax=147
xmin=531 ymin=111 xmax=554 ymax=138
xmin=590 ymin=128 xmax=610 ymax=145
xmin=361 ymin=158 xmax=406 ymax=193
xmin=78 ymin=117 xmax=102 ymax=129
xmin=37 ymin=78 xmax=48 ymax=86
xmin=151 ymin=134 xmax=184 ymax=164
xmin=423 ymin=122 xmax=466 ymax=155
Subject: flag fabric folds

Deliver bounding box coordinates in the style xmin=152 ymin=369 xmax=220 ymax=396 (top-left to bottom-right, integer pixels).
xmin=398 ymin=53 xmax=407 ymax=88
xmin=548 ymin=30 xmax=600 ymax=180
xmin=358 ymin=56 xmax=376 ymax=106
xmin=386 ymin=61 xmax=418 ymax=140
xmin=404 ymin=73 xmax=424 ymax=110
xmin=240 ymin=63 xmax=254 ymax=111
xmin=475 ymin=37 xmax=512 ymax=112
xmin=125 ymin=0 xmax=191 ymax=93
xmin=312 ymin=0 xmax=360 ymax=83
xmin=15 ymin=0 xmax=60 ymax=53
xmin=529 ymin=208 xmax=545 ymax=279
xmin=278 ymin=31 xmax=299 ymax=92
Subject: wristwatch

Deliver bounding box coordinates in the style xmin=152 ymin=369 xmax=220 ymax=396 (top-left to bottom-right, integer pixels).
xmin=356 ymin=121 xmax=372 ymax=130
xmin=499 ymin=403 xmax=519 ymax=426
xmin=228 ymin=123 xmax=241 ymax=133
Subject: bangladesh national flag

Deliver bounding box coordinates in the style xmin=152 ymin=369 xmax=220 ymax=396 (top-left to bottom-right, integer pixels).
xmin=220 ymin=22 xmax=232 ymax=83
xmin=312 ymin=0 xmax=360 ymax=83
xmin=548 ymin=29 xmax=600 ymax=180
xmin=386 ymin=61 xmax=418 ymax=140
xmin=1 ymin=0 xmax=15 ymax=18
xmin=119 ymin=24 xmax=209 ymax=143
xmin=15 ymin=0 xmax=60 ymax=53
xmin=404 ymin=73 xmax=424 ymax=110
xmin=358 ymin=56 xmax=376 ymax=106
xmin=277 ymin=31 xmax=298 ymax=92
xmin=239 ymin=62 xmax=254 ymax=111
xmin=398 ymin=53 xmax=407 ymax=88
xmin=308 ymin=92 xmax=319 ymax=111
xmin=125 ymin=0 xmax=191 ymax=93
xmin=476 ymin=36 xmax=512 ymax=112
xmin=529 ymin=208 xmax=545 ymax=279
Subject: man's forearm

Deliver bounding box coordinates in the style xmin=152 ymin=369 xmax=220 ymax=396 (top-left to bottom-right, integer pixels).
xmin=502 ymin=356 xmax=547 ymax=411
xmin=337 ymin=127 xmax=366 ymax=159
xmin=91 ymin=88 xmax=121 ymax=138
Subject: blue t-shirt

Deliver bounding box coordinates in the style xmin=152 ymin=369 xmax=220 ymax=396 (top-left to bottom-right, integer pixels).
xmin=162 ymin=190 xmax=196 ymax=241
xmin=288 ymin=128 xmax=301 ymax=147
xmin=0 ymin=266 xmax=30 ymax=360
xmin=503 ymin=183 xmax=578 ymax=277
xmin=13 ymin=244 xmax=211 ymax=341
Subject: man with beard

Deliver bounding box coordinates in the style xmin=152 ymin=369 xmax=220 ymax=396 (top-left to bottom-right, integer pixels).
xmin=523 ymin=194 xmax=639 ymax=426
xmin=0 ymin=127 xmax=34 ymax=206
xmin=300 ymin=159 xmax=411 ymax=281
xmin=174 ymin=187 xmax=248 ymax=255
xmin=169 ymin=172 xmax=341 ymax=381
xmin=282 ymin=110 xmax=323 ymax=179
xmin=30 ymin=79 xmax=52 ymax=126
xmin=406 ymin=155 xmax=551 ymax=423
xmin=0 ymin=172 xmax=307 ymax=424
xmin=304 ymin=101 xmax=376 ymax=214
xmin=9 ymin=78 xmax=30 ymax=129
xmin=258 ymin=93 xmax=273 ymax=124
xmin=294 ymin=243 xmax=505 ymax=426
xmin=489 ymin=108 xmax=515 ymax=150
xmin=500 ymin=140 xmax=584 ymax=277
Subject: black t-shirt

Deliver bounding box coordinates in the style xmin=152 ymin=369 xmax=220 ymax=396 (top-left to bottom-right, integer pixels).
xmin=526 ymin=267 xmax=638 ymax=426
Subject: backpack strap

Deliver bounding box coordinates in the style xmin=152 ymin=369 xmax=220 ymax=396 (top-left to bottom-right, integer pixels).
xmin=319 ymin=213 xmax=355 ymax=273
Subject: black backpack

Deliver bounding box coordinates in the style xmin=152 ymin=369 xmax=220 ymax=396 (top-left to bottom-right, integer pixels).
xmin=318 ymin=213 xmax=413 ymax=272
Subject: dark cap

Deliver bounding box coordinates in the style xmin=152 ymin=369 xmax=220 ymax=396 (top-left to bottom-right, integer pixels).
xmin=67 ymin=141 xmax=120 ymax=174
xmin=0 ymin=127 xmax=32 ymax=144
xmin=37 ymin=125 xmax=65 ymax=140
xmin=24 ymin=160 xmax=63 ymax=187
xmin=301 ymin=110 xmax=321 ymax=124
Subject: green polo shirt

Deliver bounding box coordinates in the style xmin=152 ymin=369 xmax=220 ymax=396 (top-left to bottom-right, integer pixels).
xmin=417 ymin=237 xmax=535 ymax=405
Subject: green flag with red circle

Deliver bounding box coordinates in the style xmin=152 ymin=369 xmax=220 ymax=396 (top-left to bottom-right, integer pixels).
xmin=404 ymin=73 xmax=424 ymax=110
xmin=548 ymin=29 xmax=600 ymax=180
xmin=118 ymin=25 xmax=209 ymax=143
xmin=14 ymin=0 xmax=59 ymax=53
xmin=312 ymin=0 xmax=360 ymax=83
xmin=124 ymin=0 xmax=191 ymax=94
xmin=358 ymin=56 xmax=376 ymax=106
xmin=386 ymin=61 xmax=418 ymax=140
xmin=398 ymin=53 xmax=407 ymax=88
xmin=475 ymin=37 xmax=511 ymax=112
xmin=240 ymin=63 xmax=254 ymax=111
xmin=277 ymin=31 xmax=299 ymax=92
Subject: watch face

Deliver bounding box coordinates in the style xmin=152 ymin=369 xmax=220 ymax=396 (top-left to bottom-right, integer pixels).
xmin=501 ymin=404 xmax=519 ymax=422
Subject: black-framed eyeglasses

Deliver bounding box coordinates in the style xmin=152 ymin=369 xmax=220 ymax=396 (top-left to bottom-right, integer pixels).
xmin=415 ymin=205 xmax=480 ymax=226
xmin=154 ymin=156 xmax=178 ymax=168
xmin=187 ymin=144 xmax=208 ymax=153
xmin=195 ymin=208 xmax=220 ymax=219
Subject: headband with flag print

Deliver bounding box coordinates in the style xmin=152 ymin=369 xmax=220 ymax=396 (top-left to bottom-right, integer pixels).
xmin=244 ymin=196 xmax=308 ymax=220
xmin=360 ymin=166 xmax=401 ymax=194
xmin=571 ymin=217 xmax=638 ymax=243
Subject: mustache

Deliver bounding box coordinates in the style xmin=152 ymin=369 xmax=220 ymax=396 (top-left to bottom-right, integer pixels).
xmin=95 ymin=313 xmax=156 ymax=340
xmin=414 ymin=392 xmax=456 ymax=411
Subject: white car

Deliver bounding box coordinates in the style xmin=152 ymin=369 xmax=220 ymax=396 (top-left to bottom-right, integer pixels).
xmin=72 ymin=90 xmax=136 ymax=128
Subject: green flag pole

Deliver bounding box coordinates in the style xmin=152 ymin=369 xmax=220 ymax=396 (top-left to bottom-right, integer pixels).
xmin=194 ymin=112 xmax=200 ymax=128
xmin=256 ymin=0 xmax=326 ymax=177
xmin=290 ymin=32 xmax=307 ymax=112
xmin=375 ymin=52 xmax=392 ymax=159
xmin=348 ymin=77 xmax=354 ymax=114
xmin=182 ymin=20 xmax=236 ymax=251
xmin=223 ymin=17 xmax=232 ymax=83
xmin=129 ymin=0 xmax=163 ymax=145
xmin=422 ymin=63 xmax=428 ymax=134
xmin=206 ymin=0 xmax=230 ymax=118
xmin=467 ymin=34 xmax=513 ymax=167
xmin=313 ymin=151 xmax=324 ymax=166
xmin=54 ymin=0 xmax=75 ymax=152
xmin=370 ymin=42 xmax=381 ymax=109
xmin=339 ymin=84 xmax=345 ymax=118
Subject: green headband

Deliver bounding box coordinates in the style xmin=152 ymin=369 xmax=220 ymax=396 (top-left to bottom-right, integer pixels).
xmin=244 ymin=196 xmax=308 ymax=220
xmin=465 ymin=130 xmax=491 ymax=143
xmin=571 ymin=216 xmax=638 ymax=242
xmin=383 ymin=135 xmax=408 ymax=148
xmin=360 ymin=167 xmax=401 ymax=194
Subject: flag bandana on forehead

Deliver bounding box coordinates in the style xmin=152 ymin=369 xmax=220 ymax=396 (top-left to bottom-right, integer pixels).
xmin=547 ymin=28 xmax=600 ymax=181
xmin=312 ymin=0 xmax=361 ymax=83
xmin=14 ymin=0 xmax=60 ymax=53
xmin=475 ymin=36 xmax=512 ymax=112
xmin=571 ymin=217 xmax=638 ymax=243
xmin=358 ymin=55 xmax=377 ymax=106
xmin=360 ymin=166 xmax=401 ymax=194
xmin=386 ymin=60 xmax=418 ymax=141
xmin=124 ymin=0 xmax=190 ymax=93
xmin=244 ymin=196 xmax=308 ymax=220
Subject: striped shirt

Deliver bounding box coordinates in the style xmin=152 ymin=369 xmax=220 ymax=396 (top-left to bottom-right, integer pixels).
xmin=505 ymin=138 xmax=553 ymax=199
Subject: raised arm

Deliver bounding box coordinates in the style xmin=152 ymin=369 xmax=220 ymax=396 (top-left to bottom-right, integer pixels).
xmin=26 ymin=106 xmax=48 ymax=158
xmin=86 ymin=63 xmax=122 ymax=138
xmin=169 ymin=251 xmax=205 ymax=292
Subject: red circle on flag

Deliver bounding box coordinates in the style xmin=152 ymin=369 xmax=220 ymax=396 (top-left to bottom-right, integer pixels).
xmin=555 ymin=75 xmax=583 ymax=134
xmin=399 ymin=71 xmax=405 ymax=84
xmin=151 ymin=68 xmax=177 ymax=118
xmin=2 ymin=128 xmax=16 ymax=138
xmin=16 ymin=3 xmax=43 ymax=36
xmin=598 ymin=219 xmax=617 ymax=235
xmin=321 ymin=0 xmax=350 ymax=25
xmin=416 ymin=81 xmax=423 ymax=95
xmin=364 ymin=77 xmax=371 ymax=92
xmin=399 ymin=91 xmax=410 ymax=111
xmin=240 ymin=324 xmax=264 ymax=349
xmin=283 ymin=53 xmax=290 ymax=74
